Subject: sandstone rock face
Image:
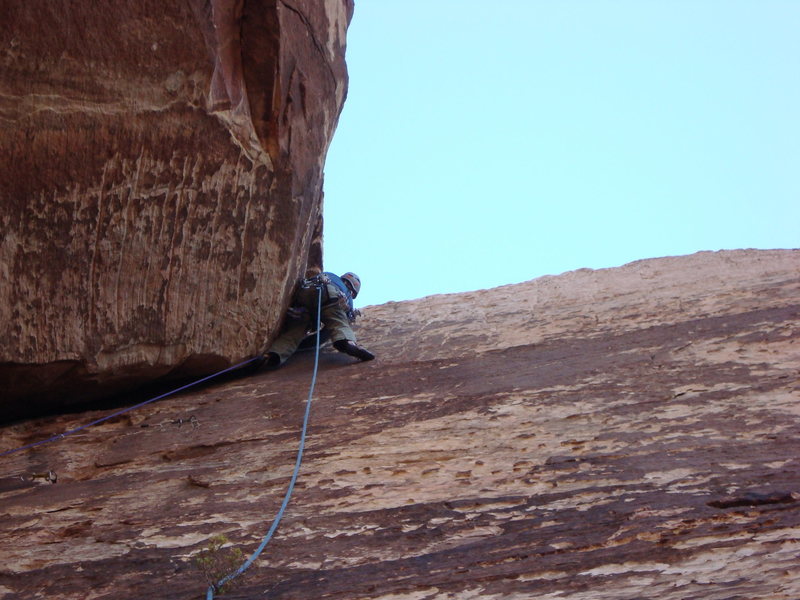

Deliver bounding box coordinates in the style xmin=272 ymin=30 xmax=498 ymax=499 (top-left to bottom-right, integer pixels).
xmin=0 ymin=0 xmax=353 ymax=419
xmin=1 ymin=250 xmax=798 ymax=599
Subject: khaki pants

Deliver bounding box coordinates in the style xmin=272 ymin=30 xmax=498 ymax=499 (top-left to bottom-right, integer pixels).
xmin=268 ymin=284 xmax=356 ymax=363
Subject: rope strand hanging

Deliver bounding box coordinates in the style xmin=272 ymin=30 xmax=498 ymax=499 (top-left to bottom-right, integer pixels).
xmin=0 ymin=287 xmax=326 ymax=599
xmin=0 ymin=357 xmax=258 ymax=459
xmin=207 ymin=285 xmax=324 ymax=598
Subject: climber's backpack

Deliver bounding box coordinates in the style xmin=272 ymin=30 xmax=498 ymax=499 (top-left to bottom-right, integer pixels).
xmin=292 ymin=273 xmax=357 ymax=324
xmin=293 ymin=273 xmax=330 ymax=309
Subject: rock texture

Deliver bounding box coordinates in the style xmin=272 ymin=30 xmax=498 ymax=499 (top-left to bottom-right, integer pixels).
xmin=0 ymin=0 xmax=353 ymax=419
xmin=1 ymin=249 xmax=799 ymax=600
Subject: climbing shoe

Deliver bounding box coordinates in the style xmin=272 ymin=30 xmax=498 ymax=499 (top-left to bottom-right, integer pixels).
xmin=333 ymin=340 xmax=375 ymax=361
xmin=264 ymin=352 xmax=282 ymax=368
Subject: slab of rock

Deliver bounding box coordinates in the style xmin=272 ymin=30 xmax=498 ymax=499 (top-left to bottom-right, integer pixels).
xmin=0 ymin=0 xmax=353 ymax=419
xmin=1 ymin=249 xmax=798 ymax=599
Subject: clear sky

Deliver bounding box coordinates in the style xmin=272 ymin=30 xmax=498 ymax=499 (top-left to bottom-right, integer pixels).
xmin=322 ymin=0 xmax=799 ymax=308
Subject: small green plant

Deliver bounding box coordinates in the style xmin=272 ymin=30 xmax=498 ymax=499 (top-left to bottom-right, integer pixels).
xmin=193 ymin=534 xmax=246 ymax=594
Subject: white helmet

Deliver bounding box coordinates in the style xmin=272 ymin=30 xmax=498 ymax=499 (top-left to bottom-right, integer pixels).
xmin=341 ymin=272 xmax=361 ymax=298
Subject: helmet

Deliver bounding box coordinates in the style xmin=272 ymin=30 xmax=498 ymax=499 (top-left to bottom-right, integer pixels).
xmin=341 ymin=272 xmax=361 ymax=298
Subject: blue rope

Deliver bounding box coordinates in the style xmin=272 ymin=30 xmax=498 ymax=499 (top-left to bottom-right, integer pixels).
xmin=0 ymin=357 xmax=258 ymax=459
xmin=207 ymin=286 xmax=323 ymax=599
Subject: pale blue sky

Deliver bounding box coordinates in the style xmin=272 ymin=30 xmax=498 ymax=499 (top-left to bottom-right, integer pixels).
xmin=323 ymin=1 xmax=799 ymax=307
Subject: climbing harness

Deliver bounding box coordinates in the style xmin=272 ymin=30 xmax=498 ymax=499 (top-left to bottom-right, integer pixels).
xmin=0 ymin=357 xmax=259 ymax=459
xmin=207 ymin=285 xmax=323 ymax=599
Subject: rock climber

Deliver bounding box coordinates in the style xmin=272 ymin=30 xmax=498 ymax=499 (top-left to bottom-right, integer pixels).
xmin=257 ymin=271 xmax=374 ymax=369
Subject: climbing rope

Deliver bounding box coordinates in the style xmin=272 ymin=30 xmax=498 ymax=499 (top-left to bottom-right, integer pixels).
xmin=207 ymin=285 xmax=323 ymax=599
xmin=1 ymin=289 xmax=323 ymax=597
xmin=0 ymin=357 xmax=259 ymax=459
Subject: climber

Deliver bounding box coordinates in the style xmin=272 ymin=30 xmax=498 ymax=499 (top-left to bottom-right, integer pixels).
xmin=256 ymin=271 xmax=374 ymax=369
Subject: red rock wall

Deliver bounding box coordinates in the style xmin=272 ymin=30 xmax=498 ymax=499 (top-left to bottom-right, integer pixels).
xmin=1 ymin=250 xmax=798 ymax=599
xmin=0 ymin=0 xmax=353 ymax=418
